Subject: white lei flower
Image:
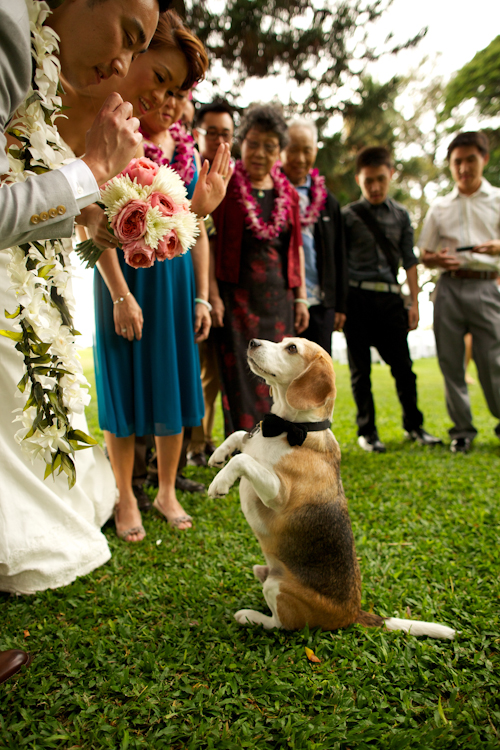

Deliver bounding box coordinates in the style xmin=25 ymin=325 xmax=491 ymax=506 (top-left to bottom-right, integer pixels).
xmin=0 ymin=0 xmax=96 ymax=488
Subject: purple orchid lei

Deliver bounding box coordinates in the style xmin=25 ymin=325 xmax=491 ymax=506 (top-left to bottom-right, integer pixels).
xmin=140 ymin=121 xmax=195 ymax=185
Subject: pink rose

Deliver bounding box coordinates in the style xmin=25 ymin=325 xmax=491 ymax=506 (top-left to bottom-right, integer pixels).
xmin=111 ymin=200 xmax=149 ymax=242
xmin=149 ymin=191 xmax=180 ymax=217
xmin=123 ymin=240 xmax=155 ymax=269
xmin=121 ymin=157 xmax=159 ymax=186
xmin=156 ymin=230 xmax=182 ymax=261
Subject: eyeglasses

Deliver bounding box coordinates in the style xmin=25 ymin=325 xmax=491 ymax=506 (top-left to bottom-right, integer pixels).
xmin=196 ymin=127 xmax=233 ymax=143
xmin=244 ymin=138 xmax=280 ymax=155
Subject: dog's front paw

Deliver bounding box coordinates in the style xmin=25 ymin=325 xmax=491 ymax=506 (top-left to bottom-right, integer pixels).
xmin=207 ymin=471 xmax=233 ymax=498
xmin=208 ymin=446 xmax=231 ymax=468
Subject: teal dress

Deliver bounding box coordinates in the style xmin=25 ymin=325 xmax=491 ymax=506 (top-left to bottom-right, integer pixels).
xmin=93 ymin=159 xmax=204 ymax=438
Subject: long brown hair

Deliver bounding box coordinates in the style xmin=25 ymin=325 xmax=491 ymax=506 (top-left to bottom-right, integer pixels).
xmin=150 ymin=10 xmax=208 ymax=90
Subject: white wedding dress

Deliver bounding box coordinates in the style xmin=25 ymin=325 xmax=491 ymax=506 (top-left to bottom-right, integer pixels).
xmin=0 ymin=252 xmax=116 ymax=595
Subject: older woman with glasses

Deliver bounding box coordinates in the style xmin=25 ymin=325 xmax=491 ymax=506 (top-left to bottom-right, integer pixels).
xmin=209 ymin=104 xmax=309 ymax=435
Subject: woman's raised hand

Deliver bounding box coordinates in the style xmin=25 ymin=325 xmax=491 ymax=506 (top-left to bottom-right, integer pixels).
xmin=113 ymin=294 xmax=144 ymax=341
xmin=190 ymin=143 xmax=233 ymax=218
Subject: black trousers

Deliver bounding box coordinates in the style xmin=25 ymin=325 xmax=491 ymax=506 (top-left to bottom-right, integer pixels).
xmin=343 ymin=287 xmax=423 ymax=436
xmin=300 ymin=304 xmax=336 ymax=356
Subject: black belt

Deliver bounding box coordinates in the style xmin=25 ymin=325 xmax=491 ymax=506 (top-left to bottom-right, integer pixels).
xmin=444 ymin=269 xmax=498 ymax=281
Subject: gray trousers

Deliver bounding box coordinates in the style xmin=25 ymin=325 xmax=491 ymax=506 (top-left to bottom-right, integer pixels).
xmin=434 ymin=274 xmax=500 ymax=440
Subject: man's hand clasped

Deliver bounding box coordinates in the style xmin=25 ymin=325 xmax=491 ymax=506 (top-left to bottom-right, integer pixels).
xmin=82 ymin=93 xmax=143 ymax=187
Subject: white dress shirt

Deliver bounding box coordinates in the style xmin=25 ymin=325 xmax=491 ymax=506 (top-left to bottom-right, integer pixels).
xmin=418 ymin=178 xmax=500 ymax=272
xmin=59 ymin=160 xmax=100 ymax=210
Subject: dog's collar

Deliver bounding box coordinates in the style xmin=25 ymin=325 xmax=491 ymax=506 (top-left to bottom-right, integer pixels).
xmin=258 ymin=413 xmax=331 ymax=447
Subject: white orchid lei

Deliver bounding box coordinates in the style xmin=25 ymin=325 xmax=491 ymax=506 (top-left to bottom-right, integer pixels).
xmin=0 ymin=0 xmax=96 ymax=488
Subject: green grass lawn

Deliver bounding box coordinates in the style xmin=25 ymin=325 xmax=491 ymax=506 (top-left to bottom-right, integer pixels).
xmin=1 ymin=352 xmax=499 ymax=749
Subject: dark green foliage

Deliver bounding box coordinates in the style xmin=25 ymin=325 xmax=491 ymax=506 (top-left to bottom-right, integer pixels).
xmin=444 ymin=36 xmax=500 ymax=119
xmin=176 ymin=0 xmax=426 ymax=123
xmin=1 ymin=356 xmax=499 ymax=748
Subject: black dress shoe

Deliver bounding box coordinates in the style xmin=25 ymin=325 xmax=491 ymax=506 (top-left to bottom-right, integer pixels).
xmin=0 ymin=650 xmax=31 ymax=685
xmin=186 ymin=452 xmax=207 ymax=467
xmin=450 ymin=437 xmax=472 ymax=454
xmin=205 ymin=442 xmax=216 ymax=457
xmin=175 ymin=474 xmax=205 ymax=493
xmin=358 ymin=433 xmax=386 ymax=453
xmin=132 ymin=483 xmax=152 ymax=511
xmin=406 ymin=428 xmax=443 ymax=446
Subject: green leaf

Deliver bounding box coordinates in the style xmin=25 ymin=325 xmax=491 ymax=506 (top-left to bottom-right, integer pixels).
xmin=0 ymin=329 xmax=23 ymax=342
xmin=38 ymin=264 xmax=56 ymax=279
xmin=437 ymin=696 xmax=448 ymax=725
xmin=4 ymin=306 xmax=21 ymax=319
xmin=60 ymin=453 xmax=76 ymax=489
xmin=17 ymin=372 xmax=29 ymax=393
xmin=68 ymin=429 xmax=98 ymax=446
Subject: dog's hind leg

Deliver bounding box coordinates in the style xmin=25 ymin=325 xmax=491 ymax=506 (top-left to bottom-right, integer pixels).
xmin=234 ymin=609 xmax=280 ymax=629
xmin=235 ymin=576 xmax=283 ymax=629
xmin=253 ymin=564 xmax=269 ymax=583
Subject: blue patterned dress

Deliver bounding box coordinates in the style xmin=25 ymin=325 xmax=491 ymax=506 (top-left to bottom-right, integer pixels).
xmin=93 ymin=159 xmax=204 ymax=438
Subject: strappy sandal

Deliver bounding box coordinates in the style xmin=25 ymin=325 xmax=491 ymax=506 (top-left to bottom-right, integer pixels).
xmin=114 ymin=506 xmax=146 ymax=542
xmin=153 ymin=499 xmax=193 ymax=529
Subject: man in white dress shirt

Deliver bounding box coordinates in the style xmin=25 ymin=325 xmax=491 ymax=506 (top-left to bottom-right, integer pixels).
xmin=0 ymin=0 xmax=164 ymax=252
xmin=419 ymin=131 xmax=500 ymax=453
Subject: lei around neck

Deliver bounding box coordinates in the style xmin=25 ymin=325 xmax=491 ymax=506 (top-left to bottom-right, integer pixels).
xmin=233 ymin=160 xmax=294 ymax=241
xmin=1 ymin=0 xmax=96 ymax=488
xmin=140 ymin=121 xmax=195 ymax=186
xmin=296 ymin=168 xmax=328 ymax=228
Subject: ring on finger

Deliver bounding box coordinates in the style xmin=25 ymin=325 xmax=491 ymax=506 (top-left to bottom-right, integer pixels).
xmin=121 ymin=328 xmax=127 ymax=333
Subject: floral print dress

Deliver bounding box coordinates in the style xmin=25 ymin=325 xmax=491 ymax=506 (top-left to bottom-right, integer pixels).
xmin=216 ymin=189 xmax=294 ymax=435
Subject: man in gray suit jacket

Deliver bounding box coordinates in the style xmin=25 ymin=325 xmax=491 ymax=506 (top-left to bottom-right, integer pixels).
xmin=0 ymin=0 xmax=166 ymax=252
xmin=0 ymin=0 xmax=168 ymax=687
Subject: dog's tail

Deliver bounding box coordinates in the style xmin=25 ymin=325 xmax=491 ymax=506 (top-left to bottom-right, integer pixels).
xmin=356 ymin=610 xmax=456 ymax=640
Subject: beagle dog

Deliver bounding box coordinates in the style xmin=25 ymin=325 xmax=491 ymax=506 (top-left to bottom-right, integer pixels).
xmin=208 ymin=338 xmax=456 ymax=639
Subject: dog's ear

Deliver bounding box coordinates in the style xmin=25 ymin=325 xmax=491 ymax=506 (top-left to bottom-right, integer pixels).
xmin=286 ymin=354 xmax=336 ymax=411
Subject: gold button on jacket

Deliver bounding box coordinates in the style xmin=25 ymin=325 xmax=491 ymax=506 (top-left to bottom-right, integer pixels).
xmin=57 ymin=205 xmax=66 ymax=215
xmin=30 ymin=214 xmax=40 ymax=225
xmin=48 ymin=207 xmax=58 ymax=218
xmin=39 ymin=211 xmax=49 ymax=221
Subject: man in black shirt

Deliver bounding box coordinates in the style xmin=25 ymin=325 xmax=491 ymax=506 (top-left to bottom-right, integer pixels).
xmin=342 ymin=146 xmax=441 ymax=452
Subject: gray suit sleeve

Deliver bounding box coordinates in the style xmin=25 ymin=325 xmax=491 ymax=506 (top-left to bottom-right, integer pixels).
xmin=0 ymin=0 xmax=79 ymax=251
xmin=0 ymin=168 xmax=79 ymax=251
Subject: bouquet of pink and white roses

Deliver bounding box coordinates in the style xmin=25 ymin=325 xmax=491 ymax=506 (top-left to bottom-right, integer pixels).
xmin=76 ymin=157 xmax=200 ymax=269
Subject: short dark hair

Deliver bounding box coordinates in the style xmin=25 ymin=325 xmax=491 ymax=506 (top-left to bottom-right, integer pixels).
xmin=447 ymin=131 xmax=490 ymax=160
xmin=238 ymin=104 xmax=288 ymax=150
xmin=194 ymin=100 xmax=234 ymax=128
xmin=355 ymin=146 xmax=393 ymax=174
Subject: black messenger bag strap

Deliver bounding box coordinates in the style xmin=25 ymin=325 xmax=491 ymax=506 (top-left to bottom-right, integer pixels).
xmin=349 ymin=203 xmax=400 ymax=284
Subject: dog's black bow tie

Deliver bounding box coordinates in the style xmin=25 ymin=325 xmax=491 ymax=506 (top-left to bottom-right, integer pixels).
xmin=261 ymin=413 xmax=331 ymax=447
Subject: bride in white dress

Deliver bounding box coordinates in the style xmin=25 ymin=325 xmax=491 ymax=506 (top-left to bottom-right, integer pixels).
xmin=0 ymin=253 xmax=116 ymax=595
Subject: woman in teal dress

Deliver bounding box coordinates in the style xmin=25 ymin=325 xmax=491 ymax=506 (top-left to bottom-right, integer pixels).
xmin=93 ymin=82 xmax=227 ymax=540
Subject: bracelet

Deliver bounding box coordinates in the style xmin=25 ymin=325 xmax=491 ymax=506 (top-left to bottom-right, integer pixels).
xmin=195 ymin=213 xmax=210 ymax=221
xmin=195 ymin=297 xmax=213 ymax=312
xmin=113 ymin=291 xmax=131 ymax=305
xmin=294 ymin=298 xmax=310 ymax=308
